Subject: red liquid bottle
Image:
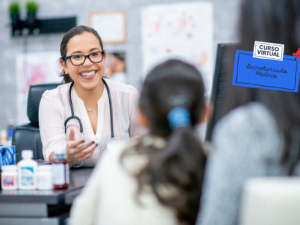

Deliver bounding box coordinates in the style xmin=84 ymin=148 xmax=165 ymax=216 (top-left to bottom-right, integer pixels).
xmin=52 ymin=146 xmax=69 ymax=190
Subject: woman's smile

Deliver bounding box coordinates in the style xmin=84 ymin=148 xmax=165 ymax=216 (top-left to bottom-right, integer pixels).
xmin=79 ymin=69 xmax=98 ymax=80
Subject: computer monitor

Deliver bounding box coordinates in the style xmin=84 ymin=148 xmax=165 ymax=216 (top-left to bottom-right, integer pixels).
xmin=205 ymin=43 xmax=239 ymax=141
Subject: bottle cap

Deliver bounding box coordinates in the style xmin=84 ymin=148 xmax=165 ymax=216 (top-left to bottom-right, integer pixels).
xmin=22 ymin=150 xmax=33 ymax=159
xmin=55 ymin=145 xmax=66 ymax=154
xmin=38 ymin=165 xmax=52 ymax=171
xmin=2 ymin=165 xmax=17 ymax=171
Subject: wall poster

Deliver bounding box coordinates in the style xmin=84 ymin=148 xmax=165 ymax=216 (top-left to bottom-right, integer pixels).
xmin=16 ymin=52 xmax=62 ymax=124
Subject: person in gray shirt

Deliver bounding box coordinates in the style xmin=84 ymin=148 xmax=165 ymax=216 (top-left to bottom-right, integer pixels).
xmin=197 ymin=0 xmax=300 ymax=224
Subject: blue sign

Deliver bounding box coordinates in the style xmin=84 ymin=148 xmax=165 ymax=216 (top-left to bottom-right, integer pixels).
xmin=0 ymin=146 xmax=16 ymax=169
xmin=232 ymin=50 xmax=300 ymax=92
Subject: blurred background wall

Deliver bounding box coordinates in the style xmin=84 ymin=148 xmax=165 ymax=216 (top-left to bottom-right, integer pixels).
xmin=0 ymin=0 xmax=240 ymax=132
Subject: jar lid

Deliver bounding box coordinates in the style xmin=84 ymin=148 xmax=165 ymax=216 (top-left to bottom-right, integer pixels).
xmin=54 ymin=145 xmax=67 ymax=160
xmin=38 ymin=165 xmax=52 ymax=171
xmin=55 ymin=145 xmax=66 ymax=154
xmin=2 ymin=165 xmax=17 ymax=171
xmin=22 ymin=150 xmax=33 ymax=159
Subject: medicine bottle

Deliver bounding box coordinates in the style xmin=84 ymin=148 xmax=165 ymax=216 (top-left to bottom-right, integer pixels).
xmin=37 ymin=165 xmax=53 ymax=190
xmin=52 ymin=146 xmax=69 ymax=190
xmin=18 ymin=150 xmax=38 ymax=190
xmin=1 ymin=165 xmax=18 ymax=190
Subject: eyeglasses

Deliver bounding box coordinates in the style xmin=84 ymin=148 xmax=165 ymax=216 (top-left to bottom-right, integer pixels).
xmin=64 ymin=51 xmax=105 ymax=66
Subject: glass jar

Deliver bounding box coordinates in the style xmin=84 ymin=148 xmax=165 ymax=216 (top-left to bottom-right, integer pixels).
xmin=52 ymin=146 xmax=69 ymax=190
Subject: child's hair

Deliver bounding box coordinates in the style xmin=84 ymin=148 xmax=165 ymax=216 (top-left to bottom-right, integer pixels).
xmin=122 ymin=59 xmax=206 ymax=225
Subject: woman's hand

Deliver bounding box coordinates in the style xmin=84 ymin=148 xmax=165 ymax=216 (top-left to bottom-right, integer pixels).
xmin=67 ymin=128 xmax=98 ymax=166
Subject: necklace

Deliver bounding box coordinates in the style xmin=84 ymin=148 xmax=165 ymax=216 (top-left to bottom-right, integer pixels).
xmin=85 ymin=104 xmax=96 ymax=112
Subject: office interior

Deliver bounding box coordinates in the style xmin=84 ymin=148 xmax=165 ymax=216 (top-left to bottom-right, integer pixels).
xmin=1 ymin=0 xmax=299 ymax=225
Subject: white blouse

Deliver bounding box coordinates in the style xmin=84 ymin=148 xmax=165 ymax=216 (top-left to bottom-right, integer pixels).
xmin=39 ymin=78 xmax=140 ymax=167
xmin=69 ymin=140 xmax=177 ymax=225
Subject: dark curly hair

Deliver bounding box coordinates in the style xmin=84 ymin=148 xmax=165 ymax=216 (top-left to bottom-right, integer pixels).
xmin=121 ymin=59 xmax=206 ymax=225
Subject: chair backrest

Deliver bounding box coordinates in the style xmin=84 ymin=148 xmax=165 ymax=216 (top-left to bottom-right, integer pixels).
xmin=205 ymin=43 xmax=238 ymax=141
xmin=13 ymin=83 xmax=60 ymax=162
xmin=27 ymin=83 xmax=61 ymax=126
xmin=13 ymin=124 xmax=42 ymax=162
xmin=240 ymin=178 xmax=300 ymax=225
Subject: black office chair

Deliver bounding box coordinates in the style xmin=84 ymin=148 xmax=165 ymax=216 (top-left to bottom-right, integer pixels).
xmin=205 ymin=43 xmax=238 ymax=141
xmin=12 ymin=83 xmax=60 ymax=162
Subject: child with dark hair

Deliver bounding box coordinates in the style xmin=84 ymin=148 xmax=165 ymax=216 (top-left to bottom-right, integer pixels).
xmin=70 ymin=59 xmax=208 ymax=225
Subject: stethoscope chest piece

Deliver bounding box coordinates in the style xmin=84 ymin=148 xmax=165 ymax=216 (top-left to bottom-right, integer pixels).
xmin=107 ymin=138 xmax=116 ymax=150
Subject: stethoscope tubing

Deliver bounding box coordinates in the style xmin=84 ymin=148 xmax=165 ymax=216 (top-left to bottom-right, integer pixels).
xmin=64 ymin=78 xmax=114 ymax=139
xmin=102 ymin=78 xmax=114 ymax=138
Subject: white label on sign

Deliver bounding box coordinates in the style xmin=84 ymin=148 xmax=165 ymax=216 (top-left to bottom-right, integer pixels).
xmin=253 ymin=41 xmax=284 ymax=61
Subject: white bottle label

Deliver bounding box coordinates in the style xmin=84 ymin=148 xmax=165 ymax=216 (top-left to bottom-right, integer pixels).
xmin=20 ymin=167 xmax=35 ymax=187
xmin=38 ymin=175 xmax=53 ymax=190
xmin=66 ymin=164 xmax=69 ymax=184
xmin=52 ymin=164 xmax=65 ymax=185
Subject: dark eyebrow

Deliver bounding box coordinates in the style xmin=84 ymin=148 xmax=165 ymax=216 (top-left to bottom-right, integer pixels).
xmin=71 ymin=51 xmax=82 ymax=55
xmin=90 ymin=48 xmax=100 ymax=52
xmin=70 ymin=48 xmax=101 ymax=55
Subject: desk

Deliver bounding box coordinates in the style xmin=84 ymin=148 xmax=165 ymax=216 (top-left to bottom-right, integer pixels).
xmin=0 ymin=168 xmax=93 ymax=225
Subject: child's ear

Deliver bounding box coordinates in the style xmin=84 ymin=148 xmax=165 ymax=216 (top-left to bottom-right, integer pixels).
xmin=138 ymin=108 xmax=149 ymax=128
xmin=198 ymin=103 xmax=214 ymax=124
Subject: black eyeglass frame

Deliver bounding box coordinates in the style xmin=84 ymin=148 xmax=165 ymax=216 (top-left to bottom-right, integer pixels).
xmin=64 ymin=50 xmax=106 ymax=66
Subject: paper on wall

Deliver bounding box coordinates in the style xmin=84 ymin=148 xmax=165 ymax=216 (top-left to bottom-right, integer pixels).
xmin=16 ymin=52 xmax=62 ymax=124
xmin=141 ymin=2 xmax=214 ymax=96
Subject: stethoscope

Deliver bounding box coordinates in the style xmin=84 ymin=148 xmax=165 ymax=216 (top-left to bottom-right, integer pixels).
xmin=64 ymin=78 xmax=116 ymax=149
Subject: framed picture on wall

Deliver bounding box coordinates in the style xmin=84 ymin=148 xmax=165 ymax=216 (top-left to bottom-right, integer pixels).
xmin=89 ymin=10 xmax=127 ymax=44
xmin=104 ymin=52 xmax=127 ymax=84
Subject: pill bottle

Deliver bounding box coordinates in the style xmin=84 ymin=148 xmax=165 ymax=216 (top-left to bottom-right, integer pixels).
xmin=1 ymin=165 xmax=18 ymax=190
xmin=37 ymin=165 xmax=53 ymax=190
xmin=18 ymin=150 xmax=38 ymax=190
xmin=52 ymin=146 xmax=69 ymax=190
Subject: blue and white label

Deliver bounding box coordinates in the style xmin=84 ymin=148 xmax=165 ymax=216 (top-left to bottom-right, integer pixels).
xmin=21 ymin=167 xmax=35 ymax=186
xmin=232 ymin=50 xmax=300 ymax=92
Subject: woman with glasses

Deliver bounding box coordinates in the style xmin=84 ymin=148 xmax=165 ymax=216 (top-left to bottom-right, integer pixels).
xmin=39 ymin=26 xmax=139 ymax=167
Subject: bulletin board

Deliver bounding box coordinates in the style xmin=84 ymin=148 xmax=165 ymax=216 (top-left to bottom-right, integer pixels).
xmin=141 ymin=2 xmax=213 ymax=96
xmin=89 ymin=10 xmax=127 ymax=44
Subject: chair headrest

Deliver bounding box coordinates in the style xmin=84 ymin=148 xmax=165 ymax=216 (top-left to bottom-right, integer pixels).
xmin=27 ymin=83 xmax=60 ymax=126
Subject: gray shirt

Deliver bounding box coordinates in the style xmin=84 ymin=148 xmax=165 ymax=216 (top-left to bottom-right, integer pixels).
xmin=197 ymin=102 xmax=300 ymax=225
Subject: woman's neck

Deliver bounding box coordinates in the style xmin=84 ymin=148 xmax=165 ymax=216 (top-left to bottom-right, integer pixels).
xmin=73 ymin=80 xmax=105 ymax=105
